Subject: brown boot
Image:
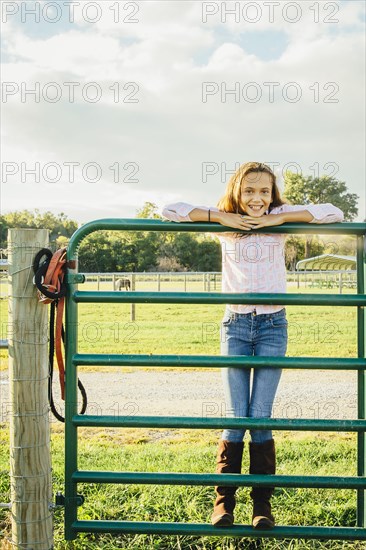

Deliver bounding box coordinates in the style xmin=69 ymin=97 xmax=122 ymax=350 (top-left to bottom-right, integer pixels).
xmin=249 ymin=438 xmax=276 ymax=529
xmin=211 ymin=440 xmax=244 ymax=527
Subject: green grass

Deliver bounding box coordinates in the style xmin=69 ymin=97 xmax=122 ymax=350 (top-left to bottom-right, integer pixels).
xmin=0 ymin=284 xmax=358 ymax=372
xmin=0 ymin=284 xmax=362 ymax=548
xmin=0 ymin=427 xmax=362 ymax=549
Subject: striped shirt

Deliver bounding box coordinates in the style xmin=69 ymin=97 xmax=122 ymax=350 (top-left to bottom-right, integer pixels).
xmin=161 ymin=202 xmax=344 ymax=314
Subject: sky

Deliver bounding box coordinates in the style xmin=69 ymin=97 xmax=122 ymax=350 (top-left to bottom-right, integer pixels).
xmin=1 ymin=0 xmax=365 ymax=223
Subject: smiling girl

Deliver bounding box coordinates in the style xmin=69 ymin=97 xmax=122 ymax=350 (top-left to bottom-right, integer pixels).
xmin=162 ymin=161 xmax=344 ymax=529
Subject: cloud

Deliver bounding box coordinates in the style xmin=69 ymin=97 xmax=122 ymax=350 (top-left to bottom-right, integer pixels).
xmin=1 ymin=0 xmax=365 ymax=221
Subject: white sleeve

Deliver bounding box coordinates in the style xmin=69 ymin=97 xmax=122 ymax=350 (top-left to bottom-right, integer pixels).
xmin=161 ymin=202 xmax=220 ymax=223
xmin=271 ymin=203 xmax=344 ymax=224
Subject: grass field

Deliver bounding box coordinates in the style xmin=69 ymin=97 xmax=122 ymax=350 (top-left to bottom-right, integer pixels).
xmin=0 ymin=282 xmax=358 ymax=372
xmin=0 ymin=427 xmax=363 ymax=550
xmin=0 ymin=284 xmax=362 ymax=548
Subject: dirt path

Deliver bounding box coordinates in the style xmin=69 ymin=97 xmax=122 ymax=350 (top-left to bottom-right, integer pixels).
xmin=0 ymin=369 xmax=357 ymax=422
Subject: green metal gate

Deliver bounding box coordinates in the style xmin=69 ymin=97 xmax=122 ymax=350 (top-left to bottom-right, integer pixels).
xmin=64 ymin=218 xmax=366 ymax=541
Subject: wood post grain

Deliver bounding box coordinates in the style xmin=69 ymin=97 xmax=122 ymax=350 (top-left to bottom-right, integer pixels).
xmin=8 ymin=229 xmax=53 ymax=549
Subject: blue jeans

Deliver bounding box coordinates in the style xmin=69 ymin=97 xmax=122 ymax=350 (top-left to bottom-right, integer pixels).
xmin=220 ymin=308 xmax=288 ymax=444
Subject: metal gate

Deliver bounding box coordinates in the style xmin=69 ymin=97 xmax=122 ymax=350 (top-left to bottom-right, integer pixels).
xmin=63 ymin=218 xmax=366 ymax=541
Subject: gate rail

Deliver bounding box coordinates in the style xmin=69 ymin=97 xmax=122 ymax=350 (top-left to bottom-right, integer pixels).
xmin=64 ymin=219 xmax=366 ymax=541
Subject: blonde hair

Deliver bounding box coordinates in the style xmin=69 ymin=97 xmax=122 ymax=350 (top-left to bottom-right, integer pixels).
xmin=216 ymin=162 xmax=285 ymax=214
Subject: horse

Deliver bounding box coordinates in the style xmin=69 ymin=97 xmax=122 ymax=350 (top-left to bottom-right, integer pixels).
xmin=115 ymin=277 xmax=131 ymax=291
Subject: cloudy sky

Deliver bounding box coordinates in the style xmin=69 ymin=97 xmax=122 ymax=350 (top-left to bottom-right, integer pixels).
xmin=1 ymin=0 xmax=365 ymax=223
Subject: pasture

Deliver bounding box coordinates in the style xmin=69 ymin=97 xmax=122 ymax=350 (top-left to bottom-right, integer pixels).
xmin=0 ymin=281 xmax=358 ymax=371
xmin=0 ymin=281 xmax=361 ymax=549
xmin=0 ymin=428 xmax=360 ymax=549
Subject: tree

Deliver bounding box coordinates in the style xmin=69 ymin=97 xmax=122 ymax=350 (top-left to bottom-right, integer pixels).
xmin=194 ymin=239 xmax=221 ymax=271
xmin=283 ymin=173 xmax=359 ymax=257
xmin=135 ymin=202 xmax=161 ymax=219
xmin=321 ymin=235 xmax=357 ymax=256
xmin=156 ymin=256 xmax=185 ymax=272
xmin=136 ymin=202 xmax=222 ymax=271
xmin=0 ymin=209 xmax=78 ymax=248
xmin=78 ymin=232 xmax=115 ymax=272
xmin=284 ymin=173 xmax=358 ymax=221
xmin=171 ymin=233 xmax=199 ymax=270
xmin=134 ymin=232 xmax=160 ymax=271
xmin=284 ymin=236 xmax=305 ymax=271
xmin=80 ymin=202 xmax=164 ymax=273
xmin=56 ymin=236 xmax=69 ymax=249
xmin=134 ymin=202 xmax=163 ymax=270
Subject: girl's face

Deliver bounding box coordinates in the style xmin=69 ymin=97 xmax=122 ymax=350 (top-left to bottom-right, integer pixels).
xmin=240 ymin=171 xmax=273 ymax=217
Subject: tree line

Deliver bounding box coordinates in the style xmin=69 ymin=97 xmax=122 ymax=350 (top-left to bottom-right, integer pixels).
xmin=0 ymin=173 xmax=359 ymax=272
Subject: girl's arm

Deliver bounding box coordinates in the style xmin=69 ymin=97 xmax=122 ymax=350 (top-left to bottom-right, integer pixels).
xmin=162 ymin=202 xmax=256 ymax=230
xmin=275 ymin=209 xmax=314 ymax=223
xmin=243 ymin=203 xmax=344 ymax=229
xmin=271 ymin=203 xmax=344 ymax=224
xmin=162 ymin=202 xmax=216 ymax=222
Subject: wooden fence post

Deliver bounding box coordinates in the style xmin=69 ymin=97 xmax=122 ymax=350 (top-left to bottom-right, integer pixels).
xmin=8 ymin=229 xmax=53 ymax=549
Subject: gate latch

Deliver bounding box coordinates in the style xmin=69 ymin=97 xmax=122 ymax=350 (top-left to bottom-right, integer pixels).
xmin=66 ymin=273 xmax=86 ymax=284
xmin=55 ymin=492 xmax=85 ymax=507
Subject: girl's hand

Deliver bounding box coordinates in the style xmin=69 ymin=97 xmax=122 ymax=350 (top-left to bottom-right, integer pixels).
xmin=239 ymin=213 xmax=285 ymax=229
xmin=216 ymin=211 xmax=260 ymax=231
xmin=216 ymin=212 xmax=285 ymax=230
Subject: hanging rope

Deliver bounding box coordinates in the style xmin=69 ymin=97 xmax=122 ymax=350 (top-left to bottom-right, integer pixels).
xmin=33 ymin=248 xmax=87 ymax=422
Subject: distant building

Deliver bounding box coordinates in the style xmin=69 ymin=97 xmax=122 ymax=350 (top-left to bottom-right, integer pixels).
xmin=296 ymin=254 xmax=356 ymax=271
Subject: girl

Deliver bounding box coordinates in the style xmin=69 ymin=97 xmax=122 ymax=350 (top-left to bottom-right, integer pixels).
xmin=162 ymin=162 xmax=344 ymax=530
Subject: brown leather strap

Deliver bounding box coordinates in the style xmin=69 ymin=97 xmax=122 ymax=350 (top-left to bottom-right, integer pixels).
xmin=55 ymin=297 xmax=65 ymax=400
xmin=36 ymin=248 xmax=67 ymax=399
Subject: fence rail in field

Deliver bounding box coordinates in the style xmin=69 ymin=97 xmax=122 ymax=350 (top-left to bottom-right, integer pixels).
xmin=82 ymin=269 xmax=357 ymax=292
